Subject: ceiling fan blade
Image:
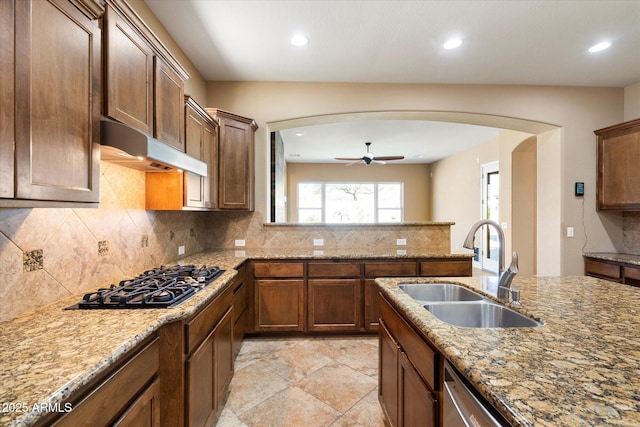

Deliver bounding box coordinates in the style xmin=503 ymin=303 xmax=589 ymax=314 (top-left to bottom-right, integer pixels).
xmin=373 ymin=156 xmax=405 ymax=161
xmin=372 ymin=159 xmax=386 ymax=165
xmin=345 ymin=160 xmax=363 ymax=166
xmin=335 ymin=157 xmax=363 ymax=161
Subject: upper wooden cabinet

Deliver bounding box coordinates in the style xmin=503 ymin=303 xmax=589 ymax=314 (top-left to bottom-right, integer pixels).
xmin=595 ymin=118 xmax=640 ymax=210
xmin=1 ymin=0 xmax=102 ymax=206
xmin=145 ymin=97 xmax=218 ymax=210
xmin=206 ymin=109 xmax=258 ymax=211
xmin=104 ymin=0 xmax=189 ymax=151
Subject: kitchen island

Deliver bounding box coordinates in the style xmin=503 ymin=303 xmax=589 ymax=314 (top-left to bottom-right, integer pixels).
xmin=375 ymin=275 xmax=640 ymax=426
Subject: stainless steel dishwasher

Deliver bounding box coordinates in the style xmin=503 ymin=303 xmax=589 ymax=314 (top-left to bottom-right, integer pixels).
xmin=443 ymin=361 xmax=508 ymax=427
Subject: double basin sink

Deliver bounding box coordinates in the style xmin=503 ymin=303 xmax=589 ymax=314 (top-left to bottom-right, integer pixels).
xmin=399 ymin=283 xmax=543 ymax=328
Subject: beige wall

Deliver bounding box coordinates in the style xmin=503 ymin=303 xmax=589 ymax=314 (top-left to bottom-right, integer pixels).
xmin=286 ymin=163 xmax=430 ymax=222
xmin=206 ymin=81 xmax=624 ymax=275
xmin=429 ymin=130 xmax=535 ymax=273
xmin=625 ymin=82 xmax=640 ymax=121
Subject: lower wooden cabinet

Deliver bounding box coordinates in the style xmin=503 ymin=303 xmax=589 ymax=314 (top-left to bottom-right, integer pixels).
xmin=112 ymin=378 xmax=161 ymax=427
xmin=378 ymin=293 xmax=439 ymax=427
xmin=185 ymin=308 xmax=233 ymax=427
xmin=398 ymin=352 xmax=438 ymax=427
xmin=251 ymin=257 xmax=471 ymax=334
xmin=255 ymin=279 xmax=305 ymax=331
xmin=308 ymin=279 xmax=361 ymax=332
xmin=584 ymin=255 xmax=640 ymax=288
xmin=379 ymin=321 xmax=400 ymax=426
xmin=46 ymin=337 xmax=160 ymax=427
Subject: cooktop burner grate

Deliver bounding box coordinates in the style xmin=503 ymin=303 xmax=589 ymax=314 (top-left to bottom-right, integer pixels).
xmin=75 ymin=265 xmax=223 ymax=309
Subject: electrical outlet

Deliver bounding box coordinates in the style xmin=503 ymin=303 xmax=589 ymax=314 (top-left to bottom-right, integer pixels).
xmin=235 ymin=239 xmax=246 ymax=247
xmin=567 ymin=227 xmax=574 ymax=238
xmin=314 ymin=250 xmax=325 ymax=256
xmin=313 ymin=239 xmax=324 ymax=246
xmin=178 ymin=245 xmax=185 ymax=255
xmin=396 ymin=238 xmax=407 ymax=246
xmin=396 ymin=249 xmax=407 ymax=255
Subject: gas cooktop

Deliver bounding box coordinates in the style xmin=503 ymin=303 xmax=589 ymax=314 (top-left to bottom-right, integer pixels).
xmin=72 ymin=265 xmax=224 ymax=309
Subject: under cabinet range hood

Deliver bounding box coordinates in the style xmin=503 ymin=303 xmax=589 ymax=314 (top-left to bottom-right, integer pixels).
xmin=100 ymin=119 xmax=207 ymax=176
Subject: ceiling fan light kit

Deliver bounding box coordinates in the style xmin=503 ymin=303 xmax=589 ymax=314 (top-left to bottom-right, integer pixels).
xmin=335 ymin=142 xmax=404 ymax=166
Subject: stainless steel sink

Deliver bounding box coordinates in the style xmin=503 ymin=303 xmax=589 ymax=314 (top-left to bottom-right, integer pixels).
xmin=398 ymin=283 xmax=484 ymax=302
xmin=423 ymin=301 xmax=543 ymax=328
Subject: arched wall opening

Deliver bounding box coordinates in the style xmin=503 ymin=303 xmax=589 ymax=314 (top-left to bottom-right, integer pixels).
xmin=266 ymin=110 xmax=561 ymax=275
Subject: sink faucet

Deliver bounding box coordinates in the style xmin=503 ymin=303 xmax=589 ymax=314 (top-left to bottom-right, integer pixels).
xmin=462 ymin=220 xmax=519 ymax=302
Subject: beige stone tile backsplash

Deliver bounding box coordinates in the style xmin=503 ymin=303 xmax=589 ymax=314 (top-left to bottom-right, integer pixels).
xmin=623 ymin=212 xmax=640 ymax=254
xmin=0 ymin=161 xmax=451 ymax=321
xmin=0 ymin=162 xmax=210 ymax=321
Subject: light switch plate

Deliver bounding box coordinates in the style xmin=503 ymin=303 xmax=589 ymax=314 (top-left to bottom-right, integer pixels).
xmin=235 ymin=239 xmax=246 ymax=247
xmin=178 ymin=245 xmax=185 ymax=255
xmin=567 ymin=227 xmax=574 ymax=238
xmin=396 ymin=238 xmax=407 ymax=246
xmin=313 ymin=239 xmax=324 ymax=246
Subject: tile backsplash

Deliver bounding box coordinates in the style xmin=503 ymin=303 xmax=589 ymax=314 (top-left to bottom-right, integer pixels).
xmin=0 ymin=161 xmax=451 ymax=322
xmin=623 ymin=212 xmax=640 ymax=254
xmin=0 ymin=162 xmax=210 ymax=321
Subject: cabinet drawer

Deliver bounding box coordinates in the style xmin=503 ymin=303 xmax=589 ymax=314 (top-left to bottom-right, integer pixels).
xmin=308 ymin=261 xmax=361 ymax=278
xmin=624 ymin=265 xmax=640 ymax=281
xmin=585 ymin=259 xmax=621 ymax=280
xmin=253 ymin=262 xmax=304 ymax=278
xmin=419 ymin=259 xmax=471 ymax=277
xmin=53 ymin=338 xmax=159 ymax=427
xmin=185 ymin=284 xmax=233 ymax=354
xmin=232 ymin=279 xmax=247 ymax=322
xmin=379 ymin=294 xmax=438 ymax=391
xmin=364 ymin=261 xmax=416 ymax=278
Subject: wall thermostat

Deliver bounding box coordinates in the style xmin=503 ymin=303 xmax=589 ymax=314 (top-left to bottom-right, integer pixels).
xmin=575 ymin=182 xmax=584 ymax=197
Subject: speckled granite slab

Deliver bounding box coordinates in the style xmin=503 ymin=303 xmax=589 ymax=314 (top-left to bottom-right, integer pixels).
xmin=0 ymin=248 xmax=468 ymax=426
xmin=375 ymin=276 xmax=640 ymax=427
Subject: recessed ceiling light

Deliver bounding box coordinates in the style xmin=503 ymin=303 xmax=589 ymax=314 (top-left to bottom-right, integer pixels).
xmin=588 ymin=41 xmax=612 ymax=53
xmin=295 ymin=132 xmax=304 ymax=137
xmin=443 ymin=38 xmax=463 ymax=50
xmin=290 ymin=34 xmax=309 ymax=47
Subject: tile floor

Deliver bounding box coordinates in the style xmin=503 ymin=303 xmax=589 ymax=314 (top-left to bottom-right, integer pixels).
xmin=216 ymin=336 xmax=385 ymax=427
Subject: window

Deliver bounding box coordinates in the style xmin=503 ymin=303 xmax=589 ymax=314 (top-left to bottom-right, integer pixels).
xmin=297 ymin=182 xmax=403 ymax=223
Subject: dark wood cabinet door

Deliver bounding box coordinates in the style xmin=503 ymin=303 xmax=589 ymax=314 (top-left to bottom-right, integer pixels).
xmin=184 ymin=103 xmax=205 ymax=208
xmin=203 ymin=120 xmax=218 ymax=209
xmin=398 ymin=351 xmax=438 ymax=427
xmin=113 ymin=378 xmax=161 ymax=427
xmin=13 ymin=0 xmax=100 ymax=203
xmin=596 ymin=119 xmax=640 ymax=210
xmin=186 ymin=331 xmax=215 ymax=427
xmin=308 ymin=278 xmax=361 ymax=332
xmin=364 ymin=279 xmax=381 ymax=331
xmin=214 ymin=308 xmax=234 ymax=411
xmin=154 ymin=57 xmax=184 ymax=151
xmin=207 ymin=109 xmax=256 ymax=211
xmin=104 ymin=5 xmax=154 ymax=135
xmin=379 ymin=321 xmax=399 ymax=427
xmin=219 ymin=118 xmax=252 ymax=209
xmin=255 ymin=279 xmax=305 ymax=331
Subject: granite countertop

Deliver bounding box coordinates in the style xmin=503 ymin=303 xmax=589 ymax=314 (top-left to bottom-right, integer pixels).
xmin=375 ymin=275 xmax=640 ymax=427
xmin=0 ymin=247 xmax=467 ymax=427
xmin=584 ymin=252 xmax=640 ymax=266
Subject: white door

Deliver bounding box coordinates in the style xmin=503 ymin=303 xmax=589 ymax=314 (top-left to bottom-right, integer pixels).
xmin=480 ymin=162 xmax=500 ymax=273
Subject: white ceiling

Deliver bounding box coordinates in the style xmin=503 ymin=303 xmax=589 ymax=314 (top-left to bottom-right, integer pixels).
xmin=145 ymin=0 xmax=640 ymax=163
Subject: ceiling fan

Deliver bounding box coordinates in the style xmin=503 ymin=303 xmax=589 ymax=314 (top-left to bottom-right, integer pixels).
xmin=335 ymin=142 xmax=405 ymax=166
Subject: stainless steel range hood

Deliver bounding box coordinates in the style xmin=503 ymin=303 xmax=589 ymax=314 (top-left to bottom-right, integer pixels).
xmin=100 ymin=119 xmax=207 ymax=176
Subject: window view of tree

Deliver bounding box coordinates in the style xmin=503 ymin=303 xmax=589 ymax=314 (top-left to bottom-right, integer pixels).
xmin=297 ymin=182 xmax=403 ymax=223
